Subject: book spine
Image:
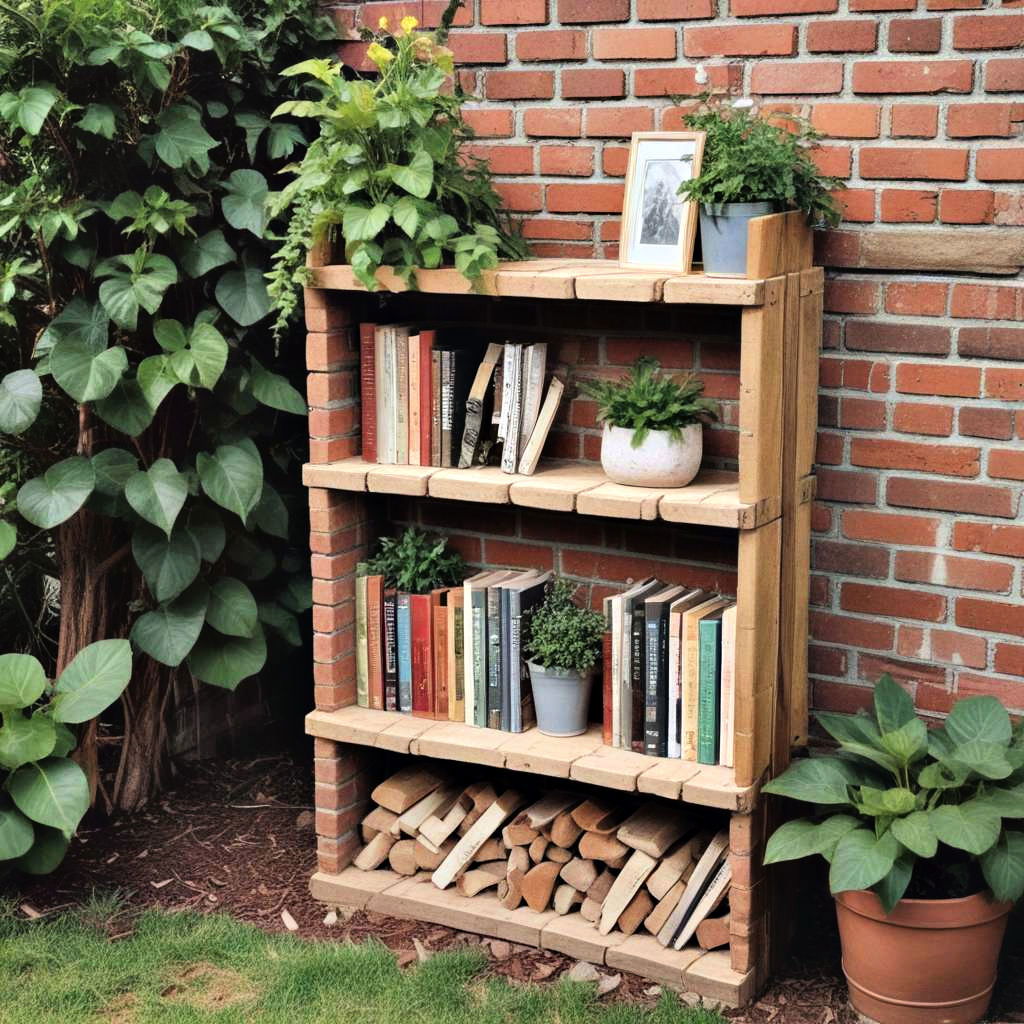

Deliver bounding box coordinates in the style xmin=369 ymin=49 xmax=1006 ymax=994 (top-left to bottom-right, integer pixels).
xmin=355 ymin=568 xmax=369 ymax=708
xmin=501 ymin=347 xmax=523 ymax=473
xmin=472 ymin=594 xmax=488 ymax=728
xmin=359 ymin=324 xmax=377 ymax=463
xmin=430 ymin=350 xmax=442 ymax=467
xmin=366 ymin=576 xmax=384 ymax=710
xmin=518 ymin=343 xmax=546 ymax=451
xmin=500 ymin=587 xmax=512 ymax=731
xmin=697 ymin=619 xmax=722 ymax=765
xmin=656 ymin=607 xmax=670 ymax=757
xmin=397 ymin=593 xmax=412 ymax=713
xmin=395 ymin=332 xmax=409 ymax=465
xmin=374 ymin=329 xmax=389 ymax=464
xmin=383 ymin=589 xmax=398 ymax=711
xmin=610 ymin=598 xmax=620 ymax=748
xmin=507 ymin=590 xmax=521 ymax=733
xmin=644 ymin=613 xmax=661 ymax=757
xmin=602 ymin=622 xmax=612 ymax=746
xmin=410 ymin=595 xmax=433 ymax=718
xmin=432 ymin=595 xmax=448 ymax=720
xmin=450 ymin=595 xmax=465 ymax=722
xmin=667 ymin=611 xmax=683 ymax=758
xmin=683 ymin=614 xmax=702 ymax=761
xmin=419 ymin=331 xmax=433 ymax=467
xmin=620 ymin=604 xmax=633 ymax=749
xmin=384 ymin=327 xmax=398 ymax=464
xmin=486 ymin=587 xmax=502 ymax=730
xmin=629 ymin=605 xmax=646 ymax=754
xmin=441 ymin=349 xmax=454 ymax=468
xmin=408 ymin=334 xmax=420 ymax=467
xmin=719 ymin=605 xmax=737 ymax=769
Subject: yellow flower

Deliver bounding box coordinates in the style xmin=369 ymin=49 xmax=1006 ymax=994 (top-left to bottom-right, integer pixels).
xmin=367 ymin=41 xmax=394 ymax=65
xmin=400 ymin=15 xmax=418 ymax=33
xmin=377 ymin=15 xmax=389 ymax=29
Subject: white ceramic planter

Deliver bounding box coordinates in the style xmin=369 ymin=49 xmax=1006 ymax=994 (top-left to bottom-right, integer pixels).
xmin=528 ymin=661 xmax=594 ymax=737
xmin=600 ymin=423 xmax=702 ymax=488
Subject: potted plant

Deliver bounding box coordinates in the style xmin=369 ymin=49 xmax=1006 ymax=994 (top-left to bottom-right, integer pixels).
xmin=523 ymin=579 xmax=605 ymax=737
xmin=763 ymin=675 xmax=1024 ymax=1024
xmin=677 ymin=93 xmax=842 ymax=276
xmin=579 ymin=357 xmax=717 ymax=488
xmin=365 ymin=527 xmax=465 ymax=592
xmin=267 ymin=0 xmax=528 ymax=327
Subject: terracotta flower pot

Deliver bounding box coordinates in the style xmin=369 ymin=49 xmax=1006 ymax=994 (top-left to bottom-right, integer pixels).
xmin=835 ymin=889 xmax=1012 ymax=1024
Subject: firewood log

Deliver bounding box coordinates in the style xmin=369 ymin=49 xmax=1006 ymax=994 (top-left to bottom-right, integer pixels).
xmin=502 ymin=812 xmax=540 ymax=847
xmin=559 ymin=857 xmax=598 ymax=892
xmin=414 ymin=837 xmax=454 ymax=871
xmin=549 ymin=810 xmax=583 ymax=848
xmin=696 ymin=913 xmax=731 ymax=951
xmin=521 ymin=862 xmax=560 ymax=912
xmin=508 ymin=846 xmax=530 ymax=874
xmin=388 ymin=839 xmax=419 ymax=876
xmin=396 ymin=785 xmax=460 ymax=837
xmin=579 ymin=897 xmax=601 ymax=923
xmin=647 ymin=838 xmax=699 ymax=900
xmin=644 ymin=879 xmax=686 ymax=935
xmin=474 ymin=838 xmax=506 ymax=863
xmin=618 ymin=889 xmax=655 ymax=936
xmin=599 ymin=850 xmax=657 ymax=935
xmin=528 ymin=836 xmax=549 ymax=863
xmin=571 ymin=798 xmax=627 ymax=834
xmin=479 ymin=860 xmax=507 ymax=878
xmin=587 ymin=867 xmax=616 ymax=903
xmin=578 ymin=832 xmax=629 ymax=863
xmin=372 ymin=766 xmax=447 ymax=814
xmin=547 ymin=845 xmax=572 ymax=864
xmin=457 ymin=870 xmax=502 ymax=897
xmin=523 ymin=793 xmax=578 ymax=829
xmin=354 ymin=832 xmax=395 ymax=870
xmin=553 ymin=884 xmax=583 ymax=916
xmin=418 ymin=791 xmax=471 ymax=850
xmin=617 ymin=803 xmax=693 ymax=858
xmin=501 ymin=867 xmax=524 ymax=910
xmin=433 ymin=790 xmax=526 ymax=890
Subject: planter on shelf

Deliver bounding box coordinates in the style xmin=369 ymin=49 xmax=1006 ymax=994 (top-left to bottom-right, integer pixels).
xmin=835 ymin=889 xmax=1011 ymax=1024
xmin=699 ymin=201 xmax=774 ymax=277
xmin=527 ymin=661 xmax=594 ymax=737
xmin=600 ymin=422 xmax=702 ymax=488
xmin=763 ymin=674 xmax=1024 ymax=1024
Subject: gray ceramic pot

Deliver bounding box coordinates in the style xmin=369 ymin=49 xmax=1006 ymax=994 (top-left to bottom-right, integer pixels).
xmin=700 ymin=201 xmax=775 ymax=276
xmin=527 ymin=661 xmax=594 ymax=737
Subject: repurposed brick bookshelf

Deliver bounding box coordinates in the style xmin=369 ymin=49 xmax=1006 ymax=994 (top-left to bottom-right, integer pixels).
xmin=303 ymin=211 xmax=823 ymax=1006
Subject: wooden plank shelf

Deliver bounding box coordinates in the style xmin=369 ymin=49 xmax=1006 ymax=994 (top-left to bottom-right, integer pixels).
xmin=302 ymin=459 xmax=779 ymax=530
xmin=309 ymin=258 xmax=776 ymax=307
xmin=311 ymin=866 xmax=756 ymax=1006
xmin=305 ymin=705 xmax=759 ymax=812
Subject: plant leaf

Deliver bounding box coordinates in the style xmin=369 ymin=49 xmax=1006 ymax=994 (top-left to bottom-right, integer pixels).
xmin=980 ymin=831 xmax=1024 ymax=903
xmin=206 ymin=577 xmax=258 ymax=638
xmin=8 ymin=757 xmax=89 ymax=832
xmin=763 ymin=814 xmax=861 ymax=865
xmin=891 ymin=810 xmax=938 ymax=858
xmin=221 ymin=169 xmax=268 ymax=236
xmin=51 ymin=638 xmax=133 ymax=724
xmin=17 ymin=456 xmax=95 ymax=529
xmin=132 ymin=523 xmax=202 ymax=603
xmin=873 ymin=673 xmax=916 ymax=734
xmin=51 ymin=338 xmax=128 ymax=402
xmin=13 ymin=824 xmax=69 ymax=874
xmin=0 ymin=711 xmax=56 ymax=770
xmin=0 ymin=369 xmax=42 ymax=433
xmin=829 ymin=828 xmax=900 ymax=894
xmin=250 ymin=359 xmax=306 ymax=415
xmin=761 ymin=756 xmax=853 ymax=805
xmin=130 ymin=582 xmax=208 ymax=667
xmin=945 ymin=695 xmax=1012 ymax=748
xmin=154 ymin=104 xmax=218 ymax=172
xmin=197 ymin=443 xmax=263 ymax=521
xmin=215 ymin=266 xmax=270 ymax=326
xmin=929 ymin=799 xmax=1002 ymax=855
xmin=187 ymin=625 xmax=266 ymax=690
xmin=124 ymin=458 xmax=189 ymax=536
xmin=0 ymin=653 xmax=46 ymax=708
xmin=181 ymin=229 xmax=235 ymax=278
xmin=0 ymin=795 xmax=35 ymax=860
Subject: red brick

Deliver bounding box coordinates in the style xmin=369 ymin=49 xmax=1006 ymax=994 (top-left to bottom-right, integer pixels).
xmin=885 ymin=282 xmax=947 ymax=316
xmin=521 ymin=218 xmax=594 ymax=241
xmin=638 ymin=0 xmax=714 ymax=17
xmin=952 ymin=521 xmax=1024 ymax=557
xmin=859 ymin=654 xmax=948 ymax=691
xmin=850 ymin=0 xmax=915 ymax=8
xmin=947 ymin=103 xmax=1016 ymax=138
xmin=842 ymin=582 xmax=946 ymax=622
xmin=986 ymin=58 xmax=1024 ymax=92
xmin=812 ymin=103 xmax=881 ymax=139
xmin=819 ymin=356 xmax=891 ymax=391
xmin=562 ymin=69 xmax=626 ymax=99
xmin=586 ymin=106 xmax=655 ymax=138
xmin=862 ymin=148 xmax=969 ymax=181
xmin=484 ymin=70 xmax=554 ymax=100
xmin=602 ymin=145 xmax=630 ymax=176
xmin=890 ymin=104 xmax=939 ymax=138
xmin=517 ymin=29 xmax=587 ymax=61
xmin=547 ymin=182 xmax=624 ymax=213
xmin=953 ymin=13 xmax=1024 ymax=50
xmin=896 ymin=551 xmax=1013 ymax=593
xmin=836 ymin=188 xmax=876 ymax=221
xmin=462 ymin=107 xmax=515 ymax=138
xmin=449 ymin=32 xmax=508 ymax=64
xmin=816 ymin=431 xmax=844 ymax=465
xmin=306 ymin=331 xmax=354 ymax=372
xmin=524 ymin=107 xmax=582 ymax=137
xmin=494 ymin=183 xmax=543 ymax=212
xmin=851 ymin=437 xmax=980 ymax=476
xmin=958 ymin=672 xmax=1024 ymax=712
xmin=484 ymin=538 xmax=556 ymax=571
xmin=976 ymin=149 xmax=1024 ymax=182
xmin=929 ymin=629 xmax=988 ymax=669
xmin=806 ymin=19 xmax=877 ymax=52
xmin=480 ymin=0 xmax=547 ymax=23
xmin=846 ymin=321 xmax=950 ymax=355
xmin=940 ymin=189 xmax=995 ymax=223
xmin=824 ymin=279 xmax=879 ymax=314
xmin=463 ymin=144 xmax=535 ymax=175
xmin=812 ymin=679 xmax=877 ymax=714
xmin=558 ymin=0 xmax=629 ymax=21
xmin=840 ymin=396 xmax=887 ymax=430
xmin=813 ymin=540 xmax=889 ymax=578
xmin=881 ymin=188 xmax=937 ymax=222
xmin=752 ymin=62 xmax=843 ymax=94
xmin=887 ymin=477 xmax=1018 ymax=518
xmin=809 ymin=611 xmax=895 ymax=651
xmin=812 ymin=145 xmax=853 ymax=177
xmin=960 ymin=406 xmax=1013 ymax=439
xmin=990 ymin=448 xmax=1024 ymax=481
xmin=985 ymin=367 xmax=1024 ymax=400
xmin=995 ymin=644 xmax=1024 ymax=677
xmin=816 ymin=467 xmax=878 ymax=504
xmin=539 ymin=145 xmax=594 ymax=177
xmin=896 ymin=363 xmax=981 ymax=397
xmin=809 ymin=644 xmax=848 ymax=678
xmin=853 ymin=61 xmax=973 ymax=94
xmin=959 ymin=327 xmax=1024 ymax=362
xmin=733 ymin=0 xmax=836 ymax=9
xmin=685 ymin=24 xmax=795 ymax=57
xmin=593 ymin=27 xmax=677 ymax=60
xmin=951 ymin=283 xmax=1023 ymax=320
xmin=889 ymin=18 xmax=943 ymax=53
xmin=957 ymin=597 xmax=1024 ymax=638
xmin=843 ymin=509 xmax=940 ymax=546
xmin=893 ymin=402 xmax=954 ymax=436
xmin=635 ymin=64 xmax=743 ymax=97
xmin=927 ymin=0 xmax=982 ymax=7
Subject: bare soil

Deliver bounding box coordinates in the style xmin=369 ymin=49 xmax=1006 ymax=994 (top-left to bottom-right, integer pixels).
xmin=8 ymin=753 xmax=1023 ymax=1023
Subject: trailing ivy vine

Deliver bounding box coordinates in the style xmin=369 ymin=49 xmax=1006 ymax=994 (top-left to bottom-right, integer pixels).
xmin=0 ymin=0 xmax=333 ymax=812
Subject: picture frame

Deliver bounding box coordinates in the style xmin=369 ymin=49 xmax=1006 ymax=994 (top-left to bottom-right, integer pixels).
xmin=619 ymin=131 xmax=705 ymax=274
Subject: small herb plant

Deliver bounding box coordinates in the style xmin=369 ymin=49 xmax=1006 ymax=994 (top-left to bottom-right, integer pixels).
xmin=524 ymin=579 xmax=605 ymax=676
xmin=764 ymin=675 xmax=1024 ymax=912
xmin=268 ymin=0 xmax=528 ymax=327
xmin=366 ymin=527 xmax=465 ymax=594
xmin=678 ymin=94 xmax=842 ymax=227
xmin=579 ymin=357 xmax=718 ymax=449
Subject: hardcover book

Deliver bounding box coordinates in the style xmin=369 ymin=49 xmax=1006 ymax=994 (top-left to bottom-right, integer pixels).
xmin=681 ymin=596 xmax=730 ymax=761
xmin=618 ymin=578 xmax=660 ymax=750
xmin=409 ymin=593 xmax=433 ymax=718
xmin=459 ymin=342 xmax=502 ymax=469
xmin=666 ymin=590 xmax=708 ymax=758
xmin=396 ymin=592 xmax=413 ymax=713
xmin=394 ymin=326 xmax=410 ymax=466
xmin=505 ymin=571 xmax=547 ymax=733
xmin=718 ymin=602 xmax=738 ymax=769
xmin=430 ymin=349 xmax=442 ymax=467
xmin=697 ymin=608 xmax=726 ymax=765
xmin=431 ymin=588 xmax=449 ymax=720
xmin=517 ymin=342 xmax=548 ymax=454
xmin=517 ymin=376 xmax=564 ymax=476
xmin=358 ymin=323 xmax=377 ymax=463
xmin=365 ymin=574 xmax=385 ymax=711
xmin=383 ymin=588 xmax=398 ymax=712
xmin=408 ymin=332 xmax=421 ymax=467
xmin=643 ymin=585 xmax=685 ymax=758
xmin=373 ymin=327 xmax=390 ymax=465
xmin=447 ymin=587 xmax=465 ymax=722
xmin=355 ymin=563 xmax=369 ymax=708
xmin=629 ymin=578 xmax=665 ymax=753
xmin=417 ymin=330 xmax=435 ymax=466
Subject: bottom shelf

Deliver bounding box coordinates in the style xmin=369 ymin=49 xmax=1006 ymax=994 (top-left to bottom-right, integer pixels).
xmin=311 ymin=866 xmax=758 ymax=1007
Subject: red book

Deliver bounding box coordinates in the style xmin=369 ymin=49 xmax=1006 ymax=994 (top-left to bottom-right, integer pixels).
xmin=417 ymin=330 xmax=435 ymax=466
xmin=365 ymin=575 xmax=385 ymax=710
xmin=410 ymin=594 xmax=433 ymax=718
xmin=601 ymin=628 xmax=612 ymax=746
xmin=359 ymin=322 xmax=377 ymax=463
xmin=431 ymin=588 xmax=448 ymax=720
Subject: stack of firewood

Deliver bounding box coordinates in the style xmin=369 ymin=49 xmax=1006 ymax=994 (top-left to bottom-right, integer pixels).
xmin=353 ymin=766 xmax=732 ymax=951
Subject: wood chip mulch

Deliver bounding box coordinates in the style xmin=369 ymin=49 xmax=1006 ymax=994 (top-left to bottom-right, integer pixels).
xmin=7 ymin=752 xmax=1023 ymax=1022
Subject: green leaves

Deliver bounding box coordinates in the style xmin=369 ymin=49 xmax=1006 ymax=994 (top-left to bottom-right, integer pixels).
xmin=130 ymin=582 xmax=208 ymax=667
xmin=0 ymin=797 xmax=34 ymax=860
xmin=0 ymin=83 xmax=58 ymax=135
xmin=181 ymin=230 xmax=235 ymax=279
xmin=873 ymin=673 xmax=916 ymax=734
xmin=343 ymin=203 xmax=391 ymax=243
xmin=0 ymin=712 xmax=56 ymax=770
xmin=891 ymin=811 xmax=938 ymax=858
xmin=764 ymin=815 xmax=860 ymax=865
xmin=251 ymin=358 xmax=306 ymax=415
xmin=980 ymin=831 xmax=1024 ymax=903
xmin=153 ymin=104 xmax=218 ymax=173
xmin=188 ymin=626 xmax=266 ymax=690
xmin=216 ymin=265 xmax=270 ymax=326
xmin=8 ymin=757 xmax=89 ymax=832
xmin=0 ymin=653 xmax=46 ymax=708
xmin=125 ymin=458 xmax=189 ymax=536
xmin=0 ymin=369 xmax=42 ymax=433
xmin=95 ymin=250 xmax=178 ymax=329
xmin=132 ymin=523 xmax=202 ymax=602
xmin=929 ymin=800 xmax=1002 ymax=856
xmin=17 ymin=456 xmax=96 ymax=529
xmin=206 ymin=578 xmax=258 ymax=637
xmin=762 ymin=756 xmax=853 ymax=806
xmin=77 ymin=103 xmax=116 ymax=139
xmin=51 ymin=336 xmax=128 ymax=402
xmin=197 ymin=442 xmax=263 ymax=522
xmin=945 ymin=696 xmax=1012 ymax=748
xmin=50 ymin=638 xmax=133 ymax=724
xmin=829 ymin=828 xmax=900 ymax=894
xmin=221 ymin=169 xmax=268 ymax=236
xmin=390 ymin=150 xmax=434 ymax=199
xmin=154 ymin=318 xmax=228 ymax=389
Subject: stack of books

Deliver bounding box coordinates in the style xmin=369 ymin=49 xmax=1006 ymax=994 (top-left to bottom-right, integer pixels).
xmin=359 ymin=323 xmax=564 ymax=474
xmin=602 ymin=582 xmax=737 ymax=767
xmin=354 ymin=567 xmax=551 ymax=731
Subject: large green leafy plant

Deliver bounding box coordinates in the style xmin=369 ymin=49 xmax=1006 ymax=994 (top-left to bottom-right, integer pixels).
xmin=365 ymin=527 xmax=465 ymax=594
xmin=678 ymin=94 xmax=842 ymax=226
xmin=267 ymin=0 xmax=528 ymax=322
xmin=524 ymin=579 xmax=605 ymax=676
xmin=0 ymin=0 xmax=330 ymax=810
xmin=579 ymin=357 xmax=718 ymax=449
xmin=0 ymin=640 xmax=131 ymax=873
xmin=764 ymin=676 xmax=1024 ymax=911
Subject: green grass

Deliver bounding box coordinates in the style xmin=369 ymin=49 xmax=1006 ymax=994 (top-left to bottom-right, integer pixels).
xmin=0 ymin=897 xmax=726 ymax=1024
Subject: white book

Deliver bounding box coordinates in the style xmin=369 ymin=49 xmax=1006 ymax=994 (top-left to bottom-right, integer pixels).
xmin=374 ymin=326 xmax=391 ymax=465
xmin=501 ymin=345 xmax=524 ymax=473
xmin=718 ymin=602 xmax=738 ymax=768
xmin=497 ymin=343 xmax=516 ymax=446
xmin=667 ymin=590 xmax=709 ymax=758
xmin=408 ymin=332 xmax=420 ymax=467
xmin=609 ymin=592 xmax=623 ymax=748
xmin=462 ymin=570 xmax=493 ymax=727
xmin=517 ymin=376 xmax=564 ymax=476
xmin=394 ymin=326 xmax=409 ymax=466
xmin=517 ymin=342 xmax=547 ymax=453
xmin=673 ymin=858 xmax=732 ymax=950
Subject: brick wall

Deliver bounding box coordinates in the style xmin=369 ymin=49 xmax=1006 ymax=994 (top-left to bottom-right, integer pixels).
xmin=318 ymin=0 xmax=1024 ymax=722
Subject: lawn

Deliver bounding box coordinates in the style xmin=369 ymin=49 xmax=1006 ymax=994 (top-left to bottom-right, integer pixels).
xmin=0 ymin=899 xmax=726 ymax=1024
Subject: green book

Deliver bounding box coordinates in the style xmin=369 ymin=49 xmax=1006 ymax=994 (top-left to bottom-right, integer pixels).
xmin=697 ymin=609 xmax=725 ymax=766
xmin=355 ymin=562 xmax=369 ymax=708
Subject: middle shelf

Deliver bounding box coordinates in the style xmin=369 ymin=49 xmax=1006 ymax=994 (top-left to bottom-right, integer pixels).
xmin=303 ymin=458 xmax=780 ymax=530
xmin=306 ymin=705 xmax=758 ymax=812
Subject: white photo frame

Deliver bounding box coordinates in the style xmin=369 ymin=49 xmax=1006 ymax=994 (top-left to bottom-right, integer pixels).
xmin=619 ymin=131 xmax=704 ymax=274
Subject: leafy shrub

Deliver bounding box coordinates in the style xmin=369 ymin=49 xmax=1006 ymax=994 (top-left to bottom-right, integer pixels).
xmin=365 ymin=527 xmax=465 ymax=594
xmin=0 ymin=640 xmax=131 ymax=873
xmin=678 ymin=94 xmax=842 ymax=226
xmin=764 ymin=675 xmax=1024 ymax=911
xmin=524 ymin=579 xmax=605 ymax=676
xmin=267 ymin=0 xmax=528 ymax=323
xmin=579 ymin=358 xmax=718 ymax=449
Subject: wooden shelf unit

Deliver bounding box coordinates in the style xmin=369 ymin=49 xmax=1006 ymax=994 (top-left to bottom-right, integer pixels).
xmin=302 ymin=211 xmax=823 ymax=1007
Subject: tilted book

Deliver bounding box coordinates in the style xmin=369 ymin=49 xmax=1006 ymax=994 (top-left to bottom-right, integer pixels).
xmin=517 ymin=342 xmax=547 ymax=454
xmin=517 ymin=376 xmax=564 ymax=476
xmin=459 ymin=343 xmax=502 ymax=469
xmin=358 ymin=323 xmax=377 ymax=463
